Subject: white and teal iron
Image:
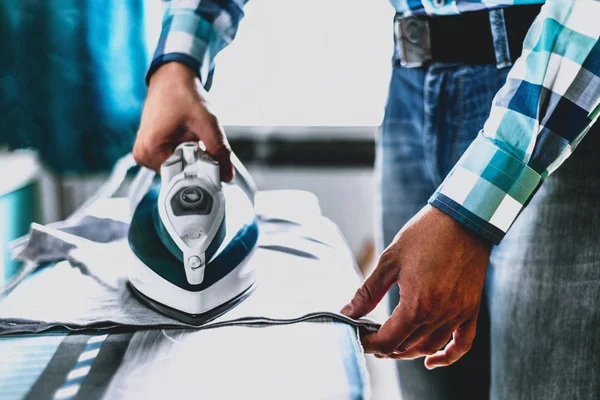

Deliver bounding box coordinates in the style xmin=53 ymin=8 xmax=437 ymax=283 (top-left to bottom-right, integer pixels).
xmin=127 ymin=142 xmax=259 ymax=325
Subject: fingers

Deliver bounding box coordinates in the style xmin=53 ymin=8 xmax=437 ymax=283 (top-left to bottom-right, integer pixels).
xmin=360 ymin=302 xmax=420 ymax=355
xmin=393 ymin=325 xmax=432 ymax=354
xmin=133 ymin=121 xmax=235 ymax=182
xmin=340 ymin=252 xmax=400 ymax=319
xmin=133 ymin=89 xmax=234 ymax=180
xmin=132 ymin=138 xmax=174 ymax=172
xmin=424 ymin=317 xmax=477 ymax=369
xmin=188 ymin=113 xmax=235 ymax=182
xmin=391 ymin=324 xmax=455 ymax=360
xmin=212 ymin=143 xmax=235 ymax=183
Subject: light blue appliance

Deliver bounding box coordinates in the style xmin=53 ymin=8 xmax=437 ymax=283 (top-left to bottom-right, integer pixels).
xmin=0 ymin=151 xmax=41 ymax=288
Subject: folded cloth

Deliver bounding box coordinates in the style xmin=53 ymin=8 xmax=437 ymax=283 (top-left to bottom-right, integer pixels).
xmin=0 ymin=191 xmax=380 ymax=335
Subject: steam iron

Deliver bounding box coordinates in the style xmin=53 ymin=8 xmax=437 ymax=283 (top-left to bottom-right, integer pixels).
xmin=127 ymin=142 xmax=259 ymax=325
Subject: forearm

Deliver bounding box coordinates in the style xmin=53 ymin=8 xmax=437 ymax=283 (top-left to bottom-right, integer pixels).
xmin=429 ymin=0 xmax=600 ymax=244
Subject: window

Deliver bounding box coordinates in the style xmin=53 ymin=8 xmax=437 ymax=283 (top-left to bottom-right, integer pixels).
xmin=144 ymin=0 xmax=395 ymax=129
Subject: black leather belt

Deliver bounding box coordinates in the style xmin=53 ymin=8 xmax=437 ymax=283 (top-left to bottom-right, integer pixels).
xmin=394 ymin=5 xmax=542 ymax=67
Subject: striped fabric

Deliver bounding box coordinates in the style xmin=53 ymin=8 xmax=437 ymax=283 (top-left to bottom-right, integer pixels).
xmin=52 ymin=334 xmax=108 ymax=400
xmin=0 ymin=325 xmax=365 ymax=399
xmin=0 ymin=331 xmax=133 ymax=400
xmin=0 ymin=333 xmax=67 ymax=400
xmin=148 ymin=0 xmax=600 ymax=244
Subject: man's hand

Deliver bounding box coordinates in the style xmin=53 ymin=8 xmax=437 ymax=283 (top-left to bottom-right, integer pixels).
xmin=133 ymin=62 xmax=234 ymax=181
xmin=341 ymin=205 xmax=491 ymax=369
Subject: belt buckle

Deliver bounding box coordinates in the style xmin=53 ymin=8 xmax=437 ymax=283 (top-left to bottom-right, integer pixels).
xmin=394 ymin=16 xmax=432 ymax=68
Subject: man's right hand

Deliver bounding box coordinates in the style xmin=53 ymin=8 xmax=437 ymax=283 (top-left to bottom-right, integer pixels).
xmin=133 ymin=62 xmax=234 ymax=181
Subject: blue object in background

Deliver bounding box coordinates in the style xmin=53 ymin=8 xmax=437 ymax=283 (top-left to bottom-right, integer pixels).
xmin=0 ymin=151 xmax=41 ymax=286
xmin=0 ymin=0 xmax=148 ymax=173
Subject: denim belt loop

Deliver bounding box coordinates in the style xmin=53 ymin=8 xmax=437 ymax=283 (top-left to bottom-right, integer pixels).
xmin=489 ymin=9 xmax=513 ymax=69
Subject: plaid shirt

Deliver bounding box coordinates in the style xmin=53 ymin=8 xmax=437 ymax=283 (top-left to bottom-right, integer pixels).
xmin=148 ymin=0 xmax=600 ymax=245
xmin=391 ymin=0 xmax=544 ymax=16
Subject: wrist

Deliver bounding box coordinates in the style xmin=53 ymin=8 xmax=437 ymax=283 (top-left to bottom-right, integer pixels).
xmin=148 ymin=62 xmax=197 ymax=88
xmin=427 ymin=205 xmax=493 ymax=251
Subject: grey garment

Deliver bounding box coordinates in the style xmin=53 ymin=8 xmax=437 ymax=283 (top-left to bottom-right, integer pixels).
xmin=486 ymin=128 xmax=600 ymax=399
xmin=0 ymin=193 xmax=380 ymax=335
xmin=11 ymin=216 xmax=128 ymax=265
xmin=378 ymin=62 xmax=600 ymax=400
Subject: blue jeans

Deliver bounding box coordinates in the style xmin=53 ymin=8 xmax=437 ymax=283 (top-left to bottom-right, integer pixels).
xmin=377 ymin=62 xmax=600 ymax=399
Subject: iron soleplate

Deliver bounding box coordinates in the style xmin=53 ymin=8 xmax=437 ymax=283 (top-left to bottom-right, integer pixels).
xmin=128 ymin=282 xmax=256 ymax=326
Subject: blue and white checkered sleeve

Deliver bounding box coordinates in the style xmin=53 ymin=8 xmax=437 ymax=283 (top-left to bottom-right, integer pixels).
xmin=146 ymin=0 xmax=248 ymax=88
xmin=429 ymin=0 xmax=600 ymax=245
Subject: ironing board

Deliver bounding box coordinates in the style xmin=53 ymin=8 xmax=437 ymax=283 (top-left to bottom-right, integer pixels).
xmin=0 ymin=324 xmax=365 ymax=399
xmin=0 ymin=190 xmax=369 ymax=400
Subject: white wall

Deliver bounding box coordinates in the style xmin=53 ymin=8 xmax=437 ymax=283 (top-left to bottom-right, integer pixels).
xmin=144 ymin=0 xmax=394 ymax=127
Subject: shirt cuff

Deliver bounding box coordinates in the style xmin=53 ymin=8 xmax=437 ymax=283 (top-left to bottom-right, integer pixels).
xmin=146 ymin=9 xmax=218 ymax=88
xmin=428 ymin=133 xmax=542 ymax=245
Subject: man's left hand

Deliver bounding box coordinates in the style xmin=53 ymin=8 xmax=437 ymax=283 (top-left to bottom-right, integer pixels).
xmin=341 ymin=205 xmax=491 ymax=369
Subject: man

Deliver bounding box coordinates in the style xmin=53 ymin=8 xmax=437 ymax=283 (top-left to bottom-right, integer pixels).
xmin=133 ymin=1 xmax=600 ymax=398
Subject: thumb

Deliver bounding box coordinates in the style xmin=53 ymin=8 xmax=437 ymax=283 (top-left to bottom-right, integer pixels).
xmin=340 ymin=252 xmax=399 ymax=319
